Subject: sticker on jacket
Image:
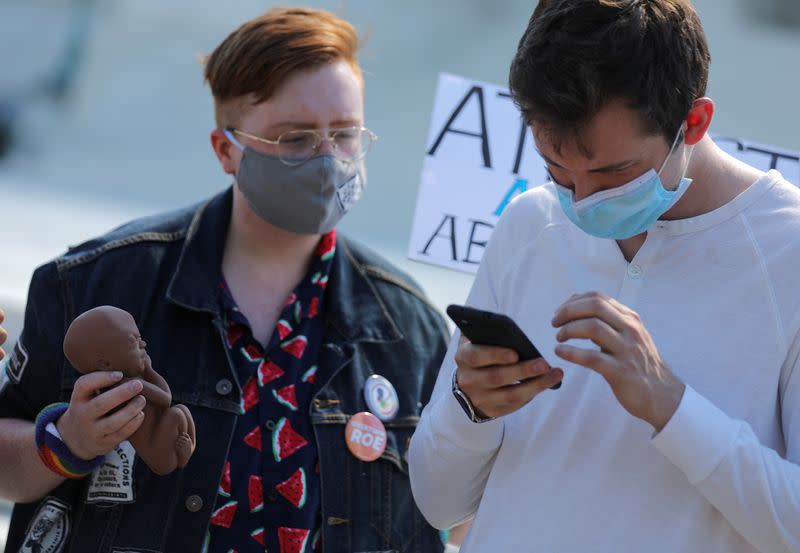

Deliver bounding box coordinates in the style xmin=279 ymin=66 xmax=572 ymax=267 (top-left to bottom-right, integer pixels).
xmin=7 ymin=338 xmax=29 ymax=384
xmin=19 ymin=497 xmax=71 ymax=553
xmin=85 ymin=441 xmax=136 ymax=504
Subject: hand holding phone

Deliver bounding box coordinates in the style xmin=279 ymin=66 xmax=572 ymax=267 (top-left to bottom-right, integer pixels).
xmin=447 ymin=305 xmax=564 ymax=417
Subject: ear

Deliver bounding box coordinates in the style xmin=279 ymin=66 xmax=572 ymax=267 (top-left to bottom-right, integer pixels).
xmin=210 ymin=128 xmax=241 ymax=175
xmin=683 ymin=97 xmax=714 ymax=146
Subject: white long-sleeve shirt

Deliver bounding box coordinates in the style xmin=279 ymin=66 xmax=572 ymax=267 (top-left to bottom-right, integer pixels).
xmin=409 ymin=170 xmax=800 ymax=553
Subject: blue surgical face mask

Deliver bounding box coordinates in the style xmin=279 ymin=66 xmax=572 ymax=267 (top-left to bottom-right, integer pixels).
xmin=553 ymin=128 xmax=692 ymax=240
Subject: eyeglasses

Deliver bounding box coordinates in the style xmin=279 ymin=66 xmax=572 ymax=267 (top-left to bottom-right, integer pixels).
xmin=226 ymin=126 xmax=378 ymax=166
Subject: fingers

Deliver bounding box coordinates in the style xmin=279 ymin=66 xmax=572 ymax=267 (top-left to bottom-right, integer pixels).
xmin=60 ymin=376 xmax=147 ymax=459
xmin=102 ymin=410 xmax=145 ymax=448
xmin=455 ymin=341 xmax=519 ymax=371
xmin=88 ymin=379 xmax=144 ymax=418
xmin=552 ymin=292 xmax=626 ymax=331
xmin=555 ymin=317 xmax=622 ymax=353
xmin=458 ymin=357 xmax=550 ymax=391
xmin=554 ymin=343 xmax=615 ymax=378
xmin=457 ymin=353 xmax=563 ymax=418
xmin=72 ymin=371 xmax=126 ymax=402
xmin=97 ymin=394 xmax=146 ymax=436
xmin=497 ymin=369 xmax=564 ymax=403
xmin=470 ymin=367 xmax=564 ymax=418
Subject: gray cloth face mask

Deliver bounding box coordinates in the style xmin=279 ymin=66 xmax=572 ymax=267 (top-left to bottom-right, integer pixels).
xmin=225 ymin=130 xmax=366 ymax=235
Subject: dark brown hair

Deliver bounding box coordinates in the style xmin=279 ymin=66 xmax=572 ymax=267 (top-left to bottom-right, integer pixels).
xmin=509 ymin=0 xmax=710 ymax=151
xmin=203 ymin=6 xmax=362 ymax=127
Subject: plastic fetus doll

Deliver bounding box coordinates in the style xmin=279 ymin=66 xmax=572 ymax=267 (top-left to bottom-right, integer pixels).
xmin=63 ymin=306 xmax=196 ymax=475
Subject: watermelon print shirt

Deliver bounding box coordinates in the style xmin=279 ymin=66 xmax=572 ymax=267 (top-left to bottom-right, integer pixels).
xmin=206 ymin=230 xmax=336 ymax=553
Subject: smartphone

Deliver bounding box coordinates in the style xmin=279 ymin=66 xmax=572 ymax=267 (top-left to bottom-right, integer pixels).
xmin=446 ymin=304 xmax=561 ymax=390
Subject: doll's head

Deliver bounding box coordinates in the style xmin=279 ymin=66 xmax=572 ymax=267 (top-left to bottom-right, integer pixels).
xmin=64 ymin=306 xmax=151 ymax=377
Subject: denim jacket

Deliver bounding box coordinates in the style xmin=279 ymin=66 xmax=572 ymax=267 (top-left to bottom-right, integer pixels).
xmin=0 ymin=187 xmax=449 ymax=553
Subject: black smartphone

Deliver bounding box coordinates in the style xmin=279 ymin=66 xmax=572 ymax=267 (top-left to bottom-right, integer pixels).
xmin=446 ymin=304 xmax=561 ymax=390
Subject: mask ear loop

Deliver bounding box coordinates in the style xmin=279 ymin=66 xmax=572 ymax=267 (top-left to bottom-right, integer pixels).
xmin=657 ymin=123 xmax=695 ymax=191
xmin=223 ymin=129 xmax=246 ymax=151
xmin=222 ymin=129 xmax=247 ymax=185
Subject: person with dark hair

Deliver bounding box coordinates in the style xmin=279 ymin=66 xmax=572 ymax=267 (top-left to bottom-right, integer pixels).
xmin=410 ymin=1 xmax=800 ymax=551
xmin=0 ymin=7 xmax=448 ymax=553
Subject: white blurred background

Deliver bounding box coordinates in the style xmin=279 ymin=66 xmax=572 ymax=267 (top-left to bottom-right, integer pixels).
xmin=1 ymin=0 xmax=799 ymax=548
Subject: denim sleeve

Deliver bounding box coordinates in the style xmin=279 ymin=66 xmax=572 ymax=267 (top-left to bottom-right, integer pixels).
xmin=0 ymin=261 xmax=67 ymax=421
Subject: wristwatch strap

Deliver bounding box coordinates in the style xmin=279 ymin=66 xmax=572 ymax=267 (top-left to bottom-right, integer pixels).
xmin=451 ymin=370 xmax=496 ymax=423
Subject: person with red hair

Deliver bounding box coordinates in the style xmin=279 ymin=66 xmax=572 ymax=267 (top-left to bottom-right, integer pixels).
xmin=0 ymin=8 xmax=448 ymax=553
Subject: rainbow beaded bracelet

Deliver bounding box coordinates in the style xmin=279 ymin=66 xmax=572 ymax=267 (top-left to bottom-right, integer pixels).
xmin=34 ymin=402 xmax=106 ymax=479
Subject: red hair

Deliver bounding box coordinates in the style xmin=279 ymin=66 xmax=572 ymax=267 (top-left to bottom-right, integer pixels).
xmin=203 ymin=6 xmax=362 ymax=127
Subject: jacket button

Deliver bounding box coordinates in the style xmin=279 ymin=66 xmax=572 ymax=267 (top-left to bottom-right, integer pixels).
xmin=185 ymin=495 xmax=204 ymax=512
xmin=216 ymin=379 xmax=233 ymax=395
